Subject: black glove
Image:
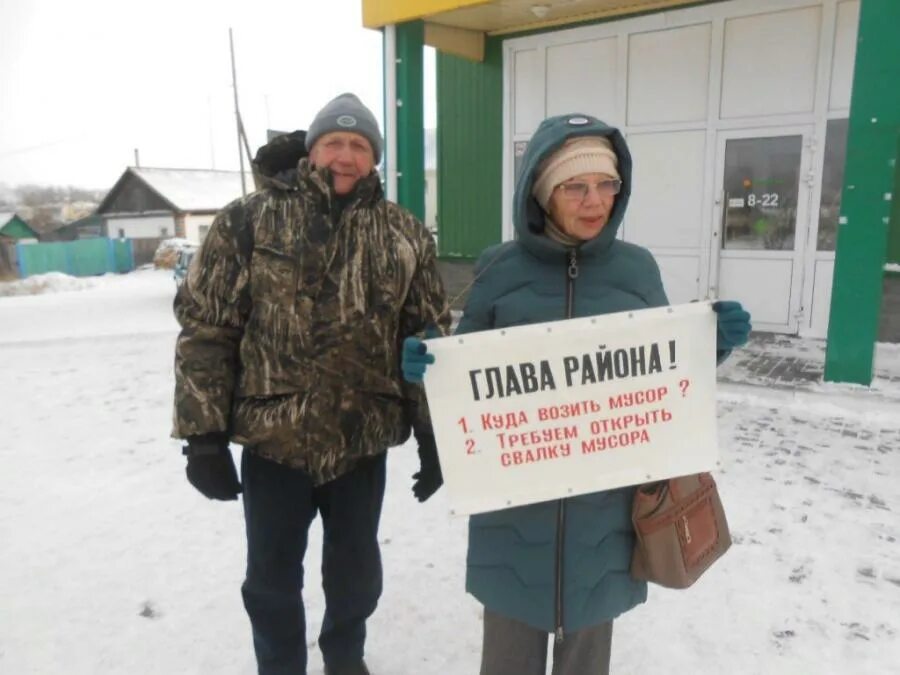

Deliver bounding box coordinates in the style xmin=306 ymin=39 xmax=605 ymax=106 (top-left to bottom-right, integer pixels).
xmin=183 ymin=432 xmax=242 ymax=501
xmin=412 ymin=432 xmax=443 ymax=502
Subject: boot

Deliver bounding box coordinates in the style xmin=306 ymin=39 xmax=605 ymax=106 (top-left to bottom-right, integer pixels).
xmin=324 ymin=661 xmax=370 ymax=675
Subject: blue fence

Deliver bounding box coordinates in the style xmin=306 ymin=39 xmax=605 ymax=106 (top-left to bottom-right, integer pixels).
xmin=16 ymin=238 xmax=134 ymax=278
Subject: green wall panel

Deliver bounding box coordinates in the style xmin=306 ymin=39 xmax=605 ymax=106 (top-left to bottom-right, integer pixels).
xmin=825 ymin=0 xmax=900 ymax=384
xmin=395 ymin=21 xmax=426 ymax=222
xmin=436 ymin=37 xmax=503 ymax=259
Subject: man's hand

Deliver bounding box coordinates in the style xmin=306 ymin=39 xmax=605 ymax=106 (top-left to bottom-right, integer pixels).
xmin=412 ymin=432 xmax=443 ymax=502
xmin=183 ymin=433 xmax=242 ymax=501
xmin=402 ymin=336 xmax=435 ymax=383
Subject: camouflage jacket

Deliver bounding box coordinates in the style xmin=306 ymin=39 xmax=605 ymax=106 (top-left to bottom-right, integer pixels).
xmin=173 ymin=133 xmax=449 ymax=484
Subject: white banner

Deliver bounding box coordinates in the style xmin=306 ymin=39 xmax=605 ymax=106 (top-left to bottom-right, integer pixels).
xmin=422 ymin=302 xmax=719 ymax=515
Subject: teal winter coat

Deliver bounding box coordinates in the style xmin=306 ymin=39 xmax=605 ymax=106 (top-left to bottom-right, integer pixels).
xmin=458 ymin=114 xmax=669 ymax=635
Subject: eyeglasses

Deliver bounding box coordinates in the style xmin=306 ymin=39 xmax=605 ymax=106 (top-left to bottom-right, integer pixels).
xmin=556 ymin=179 xmax=622 ymax=201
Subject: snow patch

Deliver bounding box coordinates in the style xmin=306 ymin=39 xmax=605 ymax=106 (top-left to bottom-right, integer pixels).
xmin=153 ymin=237 xmax=198 ymax=269
xmin=157 ymin=237 xmax=198 ymax=251
xmin=0 ymin=271 xmax=99 ymax=297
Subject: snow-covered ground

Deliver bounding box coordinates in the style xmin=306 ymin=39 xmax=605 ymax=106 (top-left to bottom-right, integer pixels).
xmin=1 ymin=269 xmax=898 ymax=674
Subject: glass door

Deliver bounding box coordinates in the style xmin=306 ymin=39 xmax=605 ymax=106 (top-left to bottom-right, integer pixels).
xmin=709 ymin=127 xmax=815 ymax=333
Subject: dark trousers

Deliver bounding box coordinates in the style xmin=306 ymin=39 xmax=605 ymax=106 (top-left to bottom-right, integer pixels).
xmin=480 ymin=609 xmax=613 ymax=675
xmin=240 ymin=449 xmax=386 ymax=675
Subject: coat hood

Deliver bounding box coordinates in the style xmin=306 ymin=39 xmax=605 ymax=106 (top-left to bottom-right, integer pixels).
xmin=251 ymin=130 xmax=309 ymax=191
xmin=513 ymin=114 xmax=632 ymax=258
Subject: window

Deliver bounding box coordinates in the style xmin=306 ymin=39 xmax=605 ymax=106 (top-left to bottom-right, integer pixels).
xmin=198 ymin=225 xmax=210 ymax=243
xmin=817 ymin=119 xmax=849 ymax=251
xmin=722 ymin=136 xmax=802 ymax=251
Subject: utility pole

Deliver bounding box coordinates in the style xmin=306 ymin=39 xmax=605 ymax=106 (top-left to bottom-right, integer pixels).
xmin=229 ymin=27 xmax=247 ymax=196
xmin=207 ymin=95 xmax=216 ymax=169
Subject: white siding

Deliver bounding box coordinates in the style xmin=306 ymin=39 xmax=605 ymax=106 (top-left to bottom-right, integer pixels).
xmin=829 ymin=0 xmax=860 ymax=111
xmin=626 ymin=130 xmax=708 ymax=303
xmin=656 ymin=255 xmax=703 ymax=305
xmin=720 ymin=6 xmax=821 ymax=118
xmin=718 ymin=257 xmax=795 ymax=325
xmin=626 ymin=131 xmax=707 ymax=249
xmin=513 ymin=49 xmax=543 ymax=136
xmin=184 ymin=214 xmax=215 ymax=245
xmin=106 ymin=215 xmax=174 ymax=239
xmin=546 ymin=38 xmax=618 ymax=122
xmin=628 ymin=23 xmax=711 ymax=126
xmin=810 ymin=259 xmax=835 ymax=337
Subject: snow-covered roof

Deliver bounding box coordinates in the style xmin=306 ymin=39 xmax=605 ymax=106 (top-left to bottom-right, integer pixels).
xmin=130 ymin=167 xmax=246 ymax=212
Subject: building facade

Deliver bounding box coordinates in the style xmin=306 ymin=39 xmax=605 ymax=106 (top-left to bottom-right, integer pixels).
xmin=365 ymin=0 xmax=899 ymax=384
xmin=498 ymin=0 xmax=859 ymax=339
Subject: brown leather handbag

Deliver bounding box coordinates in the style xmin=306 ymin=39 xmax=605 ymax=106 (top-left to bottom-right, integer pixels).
xmin=630 ymin=472 xmax=732 ymax=589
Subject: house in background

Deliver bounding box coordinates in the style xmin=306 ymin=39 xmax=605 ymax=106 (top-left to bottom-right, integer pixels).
xmin=69 ymin=214 xmax=105 ymax=239
xmin=95 ymin=167 xmax=244 ymax=264
xmin=35 ymin=220 xmax=80 ymax=242
xmin=0 ymin=212 xmax=38 ymax=242
xmin=39 ymin=201 xmax=100 ymax=242
xmin=0 ymin=212 xmax=38 ymax=278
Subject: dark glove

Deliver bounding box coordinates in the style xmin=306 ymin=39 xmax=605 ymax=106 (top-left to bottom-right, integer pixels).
xmin=713 ymin=300 xmax=752 ymax=354
xmin=412 ymin=432 xmax=443 ymax=502
xmin=183 ymin=432 xmax=242 ymax=501
xmin=402 ymin=336 xmax=436 ymax=383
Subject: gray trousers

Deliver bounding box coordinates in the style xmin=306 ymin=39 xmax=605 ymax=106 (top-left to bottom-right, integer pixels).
xmin=480 ymin=609 xmax=613 ymax=675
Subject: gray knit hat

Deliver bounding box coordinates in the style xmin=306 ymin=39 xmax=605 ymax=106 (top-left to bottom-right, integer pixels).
xmin=305 ymin=93 xmax=383 ymax=163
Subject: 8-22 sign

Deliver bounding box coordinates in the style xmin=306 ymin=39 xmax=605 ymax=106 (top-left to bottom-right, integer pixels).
xmin=747 ymin=192 xmax=780 ymax=208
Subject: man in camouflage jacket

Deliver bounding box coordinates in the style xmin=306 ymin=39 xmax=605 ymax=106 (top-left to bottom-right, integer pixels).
xmin=172 ymin=93 xmax=449 ymax=675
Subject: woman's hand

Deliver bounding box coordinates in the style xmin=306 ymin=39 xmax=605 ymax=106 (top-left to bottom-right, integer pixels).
xmin=713 ymin=300 xmax=752 ymax=352
xmin=401 ymin=336 xmax=436 ymax=383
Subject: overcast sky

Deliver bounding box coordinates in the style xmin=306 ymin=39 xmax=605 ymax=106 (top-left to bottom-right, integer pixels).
xmin=0 ymin=0 xmax=436 ymax=190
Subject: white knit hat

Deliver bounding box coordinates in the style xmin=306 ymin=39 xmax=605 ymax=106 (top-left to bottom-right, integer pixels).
xmin=532 ymin=136 xmax=619 ymax=209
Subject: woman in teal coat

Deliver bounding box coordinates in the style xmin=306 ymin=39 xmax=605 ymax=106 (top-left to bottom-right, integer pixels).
xmin=403 ymin=113 xmax=751 ymax=674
